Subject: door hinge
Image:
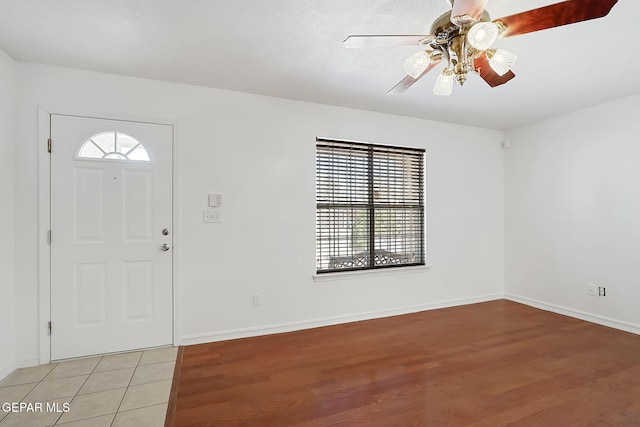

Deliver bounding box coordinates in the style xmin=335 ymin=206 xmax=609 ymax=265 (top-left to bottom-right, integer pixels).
xmin=47 ymin=230 xmax=52 ymax=244
xmin=47 ymin=138 xmax=52 ymax=153
xmin=48 ymin=321 xmax=52 ymax=336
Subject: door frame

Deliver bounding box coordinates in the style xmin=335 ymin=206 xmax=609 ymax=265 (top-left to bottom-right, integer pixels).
xmin=37 ymin=106 xmax=182 ymax=364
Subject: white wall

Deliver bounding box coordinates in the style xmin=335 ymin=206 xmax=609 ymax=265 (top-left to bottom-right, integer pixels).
xmin=0 ymin=48 xmax=16 ymax=379
xmin=14 ymin=63 xmax=504 ymax=363
xmin=505 ymin=94 xmax=640 ymax=332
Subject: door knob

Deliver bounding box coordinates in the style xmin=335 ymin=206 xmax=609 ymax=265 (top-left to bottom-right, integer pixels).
xmin=161 ymin=243 xmax=171 ymax=251
xmin=162 ymin=228 xmax=169 ymax=235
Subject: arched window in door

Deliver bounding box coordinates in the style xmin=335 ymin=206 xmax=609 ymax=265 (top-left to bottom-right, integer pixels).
xmin=77 ymin=131 xmax=150 ymax=161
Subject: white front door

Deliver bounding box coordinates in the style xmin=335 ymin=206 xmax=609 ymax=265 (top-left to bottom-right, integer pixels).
xmin=50 ymin=115 xmax=173 ymax=360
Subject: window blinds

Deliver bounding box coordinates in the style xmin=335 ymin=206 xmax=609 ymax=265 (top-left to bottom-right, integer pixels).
xmin=316 ymin=138 xmax=425 ymax=273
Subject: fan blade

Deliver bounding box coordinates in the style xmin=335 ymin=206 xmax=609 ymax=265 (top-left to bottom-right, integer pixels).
xmin=451 ymin=0 xmax=488 ymax=25
xmin=388 ymin=59 xmax=442 ymax=94
xmin=474 ymin=53 xmax=515 ymax=87
xmin=495 ymin=0 xmax=618 ymax=38
xmin=344 ymin=35 xmax=435 ymax=48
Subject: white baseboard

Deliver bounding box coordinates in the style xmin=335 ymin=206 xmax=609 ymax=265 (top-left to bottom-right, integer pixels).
xmin=0 ymin=361 xmax=16 ymax=383
xmin=15 ymin=359 xmax=40 ymax=369
xmin=506 ymin=293 xmax=640 ymax=335
xmin=181 ymin=293 xmax=503 ymax=346
xmin=0 ymin=358 xmax=42 ymax=382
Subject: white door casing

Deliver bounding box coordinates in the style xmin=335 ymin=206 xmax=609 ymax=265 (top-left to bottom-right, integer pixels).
xmin=50 ymin=115 xmax=173 ymax=360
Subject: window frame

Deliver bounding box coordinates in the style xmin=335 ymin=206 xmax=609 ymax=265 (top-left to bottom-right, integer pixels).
xmin=315 ymin=137 xmax=426 ymax=274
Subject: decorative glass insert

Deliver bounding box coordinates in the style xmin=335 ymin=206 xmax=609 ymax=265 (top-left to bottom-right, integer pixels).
xmin=77 ymin=132 xmax=150 ymax=161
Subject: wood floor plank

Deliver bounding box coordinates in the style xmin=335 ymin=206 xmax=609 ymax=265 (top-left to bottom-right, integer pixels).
xmin=173 ymin=300 xmax=640 ymax=426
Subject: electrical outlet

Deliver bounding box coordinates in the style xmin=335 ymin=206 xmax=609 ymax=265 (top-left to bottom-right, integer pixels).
xmin=252 ymin=293 xmax=261 ymax=306
xmin=598 ymin=286 xmax=606 ymax=297
xmin=587 ymin=284 xmax=596 ymax=296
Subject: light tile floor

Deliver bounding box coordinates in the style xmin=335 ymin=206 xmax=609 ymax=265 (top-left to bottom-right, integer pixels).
xmin=0 ymin=347 xmax=177 ymax=427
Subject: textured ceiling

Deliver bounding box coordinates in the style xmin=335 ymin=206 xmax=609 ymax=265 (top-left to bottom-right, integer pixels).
xmin=0 ymin=0 xmax=638 ymax=130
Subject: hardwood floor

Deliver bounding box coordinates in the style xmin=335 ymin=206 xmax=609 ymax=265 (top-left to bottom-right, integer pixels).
xmin=172 ymin=300 xmax=640 ymax=426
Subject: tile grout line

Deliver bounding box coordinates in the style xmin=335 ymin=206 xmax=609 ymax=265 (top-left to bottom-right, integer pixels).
xmin=0 ymin=367 xmax=50 ymax=425
xmin=12 ymin=360 xmax=85 ymax=427
xmin=51 ymin=355 xmax=104 ymax=426
xmin=57 ymin=351 xmax=176 ymax=425
xmin=108 ymin=349 xmax=178 ymax=426
xmin=2 ymin=349 xmax=176 ymax=426
xmin=53 ymin=351 xmax=143 ymax=426
xmin=164 ymin=346 xmax=184 ymax=427
xmin=108 ymin=351 xmax=144 ymax=427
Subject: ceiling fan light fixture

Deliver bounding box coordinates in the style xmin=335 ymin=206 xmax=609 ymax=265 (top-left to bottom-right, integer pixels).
xmin=344 ymin=0 xmax=619 ymax=95
xmin=404 ymin=51 xmax=433 ymax=78
xmin=467 ymin=22 xmax=500 ymax=51
xmin=433 ymin=69 xmax=454 ymax=96
xmin=487 ymin=48 xmax=518 ymax=76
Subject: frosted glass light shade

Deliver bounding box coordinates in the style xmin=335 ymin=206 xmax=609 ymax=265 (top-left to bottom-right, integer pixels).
xmin=467 ymin=22 xmax=499 ymax=51
xmin=433 ymin=69 xmax=454 ymax=96
xmin=487 ymin=48 xmax=518 ymax=76
xmin=404 ymin=51 xmax=432 ymax=78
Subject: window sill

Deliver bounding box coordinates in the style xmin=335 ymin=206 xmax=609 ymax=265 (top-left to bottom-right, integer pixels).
xmin=313 ymin=265 xmax=431 ymax=282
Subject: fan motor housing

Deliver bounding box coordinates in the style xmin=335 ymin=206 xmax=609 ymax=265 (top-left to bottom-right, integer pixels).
xmin=430 ymin=10 xmax=491 ymax=43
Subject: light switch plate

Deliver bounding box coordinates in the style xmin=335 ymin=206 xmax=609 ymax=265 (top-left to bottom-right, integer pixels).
xmin=203 ymin=210 xmax=222 ymax=223
xmin=208 ymin=194 xmax=223 ymax=207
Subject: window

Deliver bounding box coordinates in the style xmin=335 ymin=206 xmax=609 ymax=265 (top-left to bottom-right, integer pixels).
xmin=77 ymin=131 xmax=150 ymax=161
xmin=316 ymin=138 xmax=425 ymax=273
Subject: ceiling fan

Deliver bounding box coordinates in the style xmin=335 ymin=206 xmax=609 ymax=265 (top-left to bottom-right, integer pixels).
xmin=344 ymin=0 xmax=618 ymax=96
